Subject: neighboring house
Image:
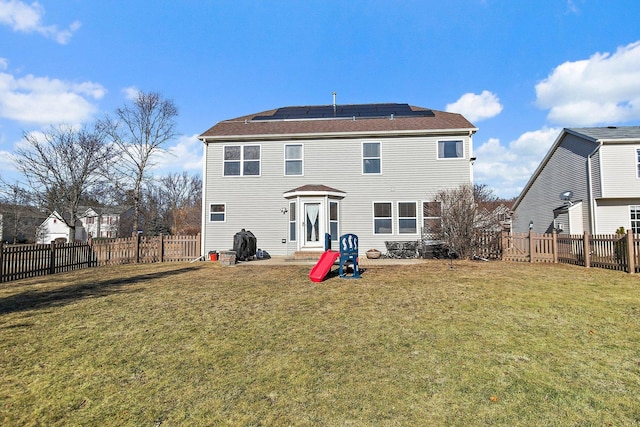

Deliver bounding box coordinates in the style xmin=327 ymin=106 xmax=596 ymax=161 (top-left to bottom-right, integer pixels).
xmin=512 ymin=126 xmax=640 ymax=235
xmin=37 ymin=211 xmax=83 ymax=244
xmin=478 ymin=201 xmax=513 ymax=233
xmin=78 ymin=206 xmax=133 ymax=240
xmin=0 ymin=204 xmax=48 ymax=244
xmin=198 ymin=103 xmax=477 ymax=256
xmin=36 ymin=206 xmax=133 ymax=244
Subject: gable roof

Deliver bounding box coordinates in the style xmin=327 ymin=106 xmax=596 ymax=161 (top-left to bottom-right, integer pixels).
xmin=199 ymin=103 xmax=476 ymax=141
xmin=565 ymin=126 xmax=640 ymax=142
xmin=513 ymin=126 xmax=640 ymax=211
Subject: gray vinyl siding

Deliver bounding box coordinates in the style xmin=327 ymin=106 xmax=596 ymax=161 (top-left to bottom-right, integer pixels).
xmin=203 ymin=134 xmax=472 ymax=255
xmin=599 ymin=144 xmax=640 ymax=198
xmin=512 ymin=134 xmax=596 ymax=233
xmin=589 ymin=149 xmax=602 ymax=199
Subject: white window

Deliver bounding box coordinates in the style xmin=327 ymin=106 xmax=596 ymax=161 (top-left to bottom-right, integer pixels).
xmin=398 ymin=202 xmax=417 ymax=234
xmin=285 ymin=144 xmax=303 ymax=176
xmin=438 ymin=140 xmax=463 ymax=159
xmin=330 ymin=201 xmax=339 ymax=241
xmin=224 ymin=145 xmax=260 ymax=176
xmin=209 ymin=203 xmax=226 ymax=222
xmin=423 ymin=201 xmax=442 ymax=238
xmin=373 ymin=202 xmax=392 ymax=234
xmin=289 ymin=202 xmax=296 ymax=241
xmin=363 ymin=142 xmax=381 ymax=174
xmin=631 ymin=205 xmax=640 ymax=234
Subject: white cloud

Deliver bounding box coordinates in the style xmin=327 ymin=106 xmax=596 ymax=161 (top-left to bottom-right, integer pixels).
xmin=0 ymin=0 xmax=81 ymax=44
xmin=0 ymin=57 xmax=7 ymax=70
xmin=122 ymin=86 xmax=140 ymax=100
xmin=151 ymin=134 xmax=203 ymax=174
xmin=536 ymin=40 xmax=640 ymax=126
xmin=0 ymin=64 xmax=106 ymax=125
xmin=474 ymin=127 xmax=560 ymax=198
xmin=446 ymin=90 xmax=503 ymax=122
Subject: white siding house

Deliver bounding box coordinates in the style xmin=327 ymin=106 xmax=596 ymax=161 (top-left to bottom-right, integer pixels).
xmin=37 ymin=211 xmax=83 ymax=243
xmin=199 ymin=103 xmax=477 ymax=257
xmin=512 ymin=126 xmax=640 ymax=234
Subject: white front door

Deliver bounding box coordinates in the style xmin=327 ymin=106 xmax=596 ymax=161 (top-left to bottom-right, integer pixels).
xmin=303 ymin=201 xmax=324 ymax=249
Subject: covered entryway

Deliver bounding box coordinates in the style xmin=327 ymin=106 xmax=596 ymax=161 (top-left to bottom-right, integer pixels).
xmin=283 ymin=184 xmax=346 ymax=254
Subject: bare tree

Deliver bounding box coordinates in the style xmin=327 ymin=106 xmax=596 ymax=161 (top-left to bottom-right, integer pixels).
xmin=11 ymin=124 xmax=114 ymax=242
xmin=158 ymin=172 xmax=201 ymax=234
xmin=100 ymin=91 xmax=178 ymax=234
xmin=429 ymin=183 xmax=503 ymax=259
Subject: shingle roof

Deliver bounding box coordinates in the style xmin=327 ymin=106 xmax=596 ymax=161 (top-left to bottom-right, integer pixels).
xmin=199 ymin=103 xmax=476 ymax=140
xmin=566 ymin=126 xmax=640 ymax=141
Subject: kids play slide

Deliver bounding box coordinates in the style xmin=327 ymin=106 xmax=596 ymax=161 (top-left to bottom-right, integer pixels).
xmin=309 ymin=250 xmax=340 ymax=282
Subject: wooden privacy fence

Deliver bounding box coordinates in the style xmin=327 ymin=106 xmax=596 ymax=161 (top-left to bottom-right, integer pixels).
xmin=502 ymin=230 xmax=639 ymax=274
xmin=90 ymin=233 xmax=201 ymax=265
xmin=1 ymin=233 xmax=201 ymax=283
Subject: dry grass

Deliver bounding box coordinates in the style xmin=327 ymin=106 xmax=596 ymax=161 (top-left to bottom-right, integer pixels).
xmin=1 ymin=260 xmax=639 ymax=426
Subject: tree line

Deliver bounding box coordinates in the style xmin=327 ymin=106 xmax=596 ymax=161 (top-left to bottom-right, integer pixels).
xmin=0 ymin=91 xmax=201 ymax=243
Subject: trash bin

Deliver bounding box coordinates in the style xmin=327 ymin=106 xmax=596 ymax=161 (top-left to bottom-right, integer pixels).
xmin=208 ymin=251 xmax=218 ymax=261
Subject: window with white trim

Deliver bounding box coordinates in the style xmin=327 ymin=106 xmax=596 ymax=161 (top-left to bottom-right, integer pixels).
xmin=631 ymin=205 xmax=640 ymax=234
xmin=636 ymin=149 xmax=640 ymax=178
xmin=224 ymin=145 xmax=260 ymax=176
xmin=330 ymin=201 xmax=339 ymax=241
xmin=423 ymin=201 xmax=442 ymax=238
xmin=398 ymin=202 xmax=417 ymax=234
xmin=289 ymin=202 xmax=296 ymax=241
xmin=373 ymin=202 xmax=392 ymax=234
xmin=438 ymin=140 xmax=463 ymax=159
xmin=363 ymin=142 xmax=381 ymax=174
xmin=285 ymin=144 xmax=303 ymax=176
xmin=209 ymin=203 xmax=226 ymax=222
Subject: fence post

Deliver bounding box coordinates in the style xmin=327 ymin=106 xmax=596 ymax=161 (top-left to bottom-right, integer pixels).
xmin=49 ymin=241 xmax=56 ymax=275
xmin=196 ymin=232 xmax=202 ymax=259
xmin=626 ymin=230 xmax=635 ymax=274
xmin=0 ymin=241 xmax=4 ymax=283
xmin=583 ymin=231 xmax=590 ymax=268
xmin=529 ymin=230 xmax=535 ymax=263
xmin=552 ymin=230 xmax=558 ymax=263
xmin=159 ymin=234 xmax=164 ymax=263
xmin=133 ymin=231 xmax=140 ymax=264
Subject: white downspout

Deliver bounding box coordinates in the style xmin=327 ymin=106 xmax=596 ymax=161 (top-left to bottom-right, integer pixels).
xmin=200 ymin=138 xmax=208 ymax=258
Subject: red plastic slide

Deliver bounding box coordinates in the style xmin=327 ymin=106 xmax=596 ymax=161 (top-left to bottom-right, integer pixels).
xmin=309 ymin=250 xmax=340 ymax=282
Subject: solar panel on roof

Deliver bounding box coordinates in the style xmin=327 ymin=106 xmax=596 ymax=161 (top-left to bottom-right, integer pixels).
xmin=252 ymin=103 xmax=434 ymax=121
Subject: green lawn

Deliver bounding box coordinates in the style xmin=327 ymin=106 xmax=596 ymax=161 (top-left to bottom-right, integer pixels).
xmin=1 ymin=261 xmax=639 ymax=426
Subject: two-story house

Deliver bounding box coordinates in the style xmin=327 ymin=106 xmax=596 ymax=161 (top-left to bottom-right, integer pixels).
xmin=199 ymin=103 xmax=477 ymax=257
xmin=36 ymin=206 xmax=133 ymax=243
xmin=79 ymin=206 xmax=133 ymax=240
xmin=512 ymin=126 xmax=640 ymax=234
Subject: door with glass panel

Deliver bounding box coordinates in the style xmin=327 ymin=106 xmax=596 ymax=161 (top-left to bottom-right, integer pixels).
xmin=303 ymin=202 xmax=323 ymax=249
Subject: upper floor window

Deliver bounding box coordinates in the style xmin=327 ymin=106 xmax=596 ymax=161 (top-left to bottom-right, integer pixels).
xmin=209 ymin=203 xmax=226 ymax=222
xmin=224 ymin=145 xmax=260 ymax=176
xmin=636 ymin=149 xmax=640 ymax=178
xmin=438 ymin=140 xmax=463 ymax=159
xmin=363 ymin=142 xmax=381 ymax=174
xmin=373 ymin=202 xmax=392 ymax=234
xmin=285 ymin=144 xmax=303 ymax=176
xmin=398 ymin=202 xmax=417 ymax=234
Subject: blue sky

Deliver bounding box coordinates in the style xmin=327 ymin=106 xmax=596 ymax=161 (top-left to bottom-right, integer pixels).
xmin=1 ymin=0 xmax=640 ymax=198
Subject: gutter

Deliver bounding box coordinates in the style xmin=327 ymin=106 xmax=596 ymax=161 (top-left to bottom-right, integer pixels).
xmin=198 ymin=127 xmax=478 ymax=143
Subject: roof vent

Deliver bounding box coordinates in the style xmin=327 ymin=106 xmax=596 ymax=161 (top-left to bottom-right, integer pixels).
xmin=607 ymin=126 xmax=617 ymax=129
